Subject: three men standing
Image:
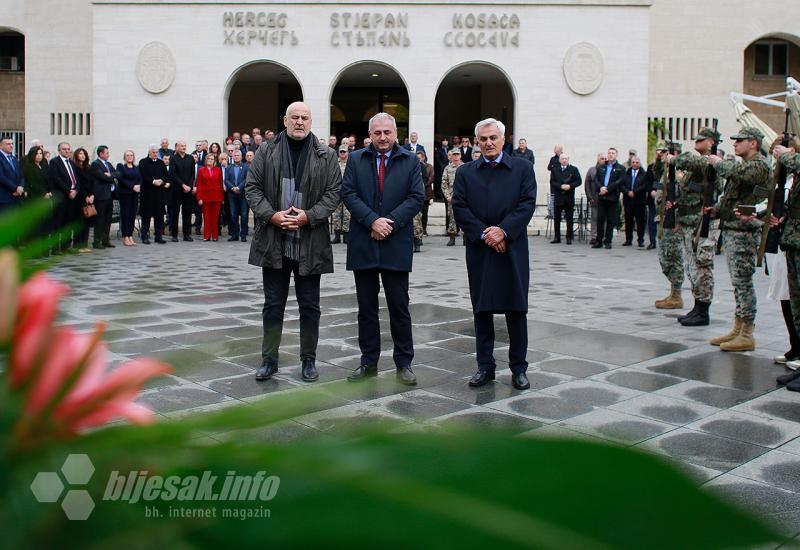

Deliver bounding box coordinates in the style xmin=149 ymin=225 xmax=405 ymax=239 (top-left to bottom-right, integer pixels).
xmin=246 ymin=102 xmax=342 ymax=383
xmin=452 ymin=118 xmax=537 ymax=390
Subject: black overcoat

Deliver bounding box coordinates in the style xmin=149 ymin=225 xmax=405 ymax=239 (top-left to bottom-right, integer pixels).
xmin=451 ymin=155 xmax=537 ymax=313
xmin=138 ymin=156 xmax=168 ymax=217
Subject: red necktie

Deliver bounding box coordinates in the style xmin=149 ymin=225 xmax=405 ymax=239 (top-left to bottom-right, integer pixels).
xmin=379 ymin=154 xmax=386 ymax=193
xmin=489 ymin=161 xmax=497 ymax=168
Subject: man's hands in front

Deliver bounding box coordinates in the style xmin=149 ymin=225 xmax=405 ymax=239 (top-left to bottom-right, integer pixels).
xmin=270 ymin=206 xmax=308 ymax=231
xmin=370 ymin=217 xmax=394 ymax=240
xmin=483 ymin=226 xmax=507 ymax=253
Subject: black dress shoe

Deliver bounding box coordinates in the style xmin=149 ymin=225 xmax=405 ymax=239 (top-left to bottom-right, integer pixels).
xmin=347 ymin=365 xmax=378 ymax=382
xmin=183 ymin=235 xmax=194 ymax=242
xmin=171 ymin=236 xmax=179 ymax=242
xmin=255 ymin=361 xmax=278 ymax=381
xmin=468 ymin=370 xmax=495 ymax=387
xmin=638 ymin=242 xmax=644 ymax=248
xmin=512 ymin=372 xmax=530 ymax=390
xmin=103 ymin=242 xmax=116 ymax=248
xmin=396 ymin=367 xmax=417 ymax=386
xmin=604 ymin=243 xmax=612 ymax=249
xmin=566 ymin=238 xmax=572 ymax=245
xmin=93 ymin=243 xmax=105 ymax=249
xmin=550 ymin=238 xmax=561 ymax=244
xmin=777 ymin=369 xmax=800 ymax=386
xmin=241 ymin=236 xmax=247 ymax=242
xmin=195 ymin=228 xmax=201 ymax=236
xmin=141 ymin=238 xmax=151 ymax=245
xmin=228 ymin=235 xmax=239 ymax=242
xmin=301 ymin=359 xmax=319 ymax=382
xmin=591 ymin=243 xmax=603 ymax=249
xmin=647 ymin=243 xmax=656 ymax=250
xmin=622 ymin=242 xmax=632 ymax=246
xmin=155 ymin=237 xmax=166 ymax=244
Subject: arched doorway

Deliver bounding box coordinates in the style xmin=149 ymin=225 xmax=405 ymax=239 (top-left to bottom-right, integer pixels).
xmin=742 ymin=33 xmax=800 ymax=132
xmin=330 ymin=61 xmax=409 ymax=145
xmin=435 ymin=62 xmax=515 ymax=144
xmin=0 ymin=29 xmax=25 ymax=157
xmin=225 ymin=61 xmax=302 ymax=136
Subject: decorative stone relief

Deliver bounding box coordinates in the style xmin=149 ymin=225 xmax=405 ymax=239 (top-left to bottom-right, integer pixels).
xmin=563 ymin=42 xmax=604 ymax=96
xmin=136 ymin=42 xmax=176 ymax=94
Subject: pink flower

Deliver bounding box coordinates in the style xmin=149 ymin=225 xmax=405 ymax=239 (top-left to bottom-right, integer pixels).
xmin=7 ymin=268 xmax=172 ymax=444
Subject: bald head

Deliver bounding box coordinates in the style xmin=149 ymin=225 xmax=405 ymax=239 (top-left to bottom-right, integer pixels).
xmin=284 ymin=102 xmax=311 ymax=140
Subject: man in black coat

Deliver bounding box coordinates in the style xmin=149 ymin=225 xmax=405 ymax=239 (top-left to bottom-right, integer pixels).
xmin=458 ymin=137 xmax=473 ymax=161
xmin=620 ymin=155 xmax=648 ymax=247
xmin=0 ymin=135 xmax=24 ymax=212
xmin=138 ymin=145 xmax=168 ymax=244
xmin=549 ymin=153 xmax=582 ymax=244
xmin=547 ymin=144 xmax=563 ymax=174
xmin=433 ymin=138 xmax=449 ymax=200
xmin=592 ymin=147 xmax=626 ymax=249
xmin=170 ymin=141 xmax=197 ymax=241
xmin=341 ymin=112 xmax=425 ymax=386
xmin=48 ymin=141 xmax=86 ymax=252
xmin=511 ymin=138 xmax=535 ymax=165
xmin=89 ymin=145 xmax=119 ymax=248
xmin=452 ymin=118 xmax=537 ymax=391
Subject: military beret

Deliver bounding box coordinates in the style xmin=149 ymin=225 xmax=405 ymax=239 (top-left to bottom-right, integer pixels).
xmin=449 ymin=148 xmax=462 ymax=155
xmin=338 ymin=145 xmax=348 ymax=152
xmin=693 ymin=127 xmax=721 ymax=142
xmin=730 ymin=127 xmax=765 ymax=144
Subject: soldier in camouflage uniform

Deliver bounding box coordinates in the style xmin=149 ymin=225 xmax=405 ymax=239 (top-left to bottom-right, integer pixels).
xmin=772 ymin=136 xmax=800 ymax=388
xmin=413 ymin=212 xmax=424 ymax=253
xmin=708 ymin=127 xmax=774 ymax=352
xmin=652 ymin=141 xmax=685 ymax=309
xmin=660 ymin=127 xmax=723 ymax=326
xmin=331 ymin=145 xmax=351 ymax=244
xmin=441 ymin=148 xmax=463 ymax=246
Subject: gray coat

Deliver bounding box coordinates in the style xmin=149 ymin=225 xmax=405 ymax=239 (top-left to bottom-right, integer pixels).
xmin=245 ymin=132 xmax=341 ymax=275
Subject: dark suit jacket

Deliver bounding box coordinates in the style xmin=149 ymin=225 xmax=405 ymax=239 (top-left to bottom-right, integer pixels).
xmin=459 ymin=146 xmax=473 ymax=160
xmin=451 ymin=156 xmax=537 ymax=313
xmin=48 ymin=156 xmax=82 ymax=199
xmin=593 ymin=161 xmax=626 ymax=202
xmin=341 ymin=144 xmax=425 ymax=272
xmin=403 ymin=143 xmax=426 ymax=155
xmin=138 ymin=156 xmax=168 ymax=216
xmin=511 ymin=148 xmax=534 ymax=165
xmin=549 ymin=164 xmax=582 ymax=206
xmin=621 ymin=167 xmax=648 ymax=206
xmin=224 ymin=163 xmax=249 ymax=192
xmin=0 ymin=153 xmax=24 ymax=204
xmin=89 ymin=159 xmax=118 ymax=202
xmin=171 ymin=152 xmax=196 ymax=194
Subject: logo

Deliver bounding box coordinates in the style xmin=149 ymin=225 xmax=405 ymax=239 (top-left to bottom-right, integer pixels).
xmin=30 ymin=454 xmax=96 ymax=520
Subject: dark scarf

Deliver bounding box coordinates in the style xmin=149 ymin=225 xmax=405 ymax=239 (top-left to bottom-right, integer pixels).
xmin=279 ymin=131 xmax=313 ymax=261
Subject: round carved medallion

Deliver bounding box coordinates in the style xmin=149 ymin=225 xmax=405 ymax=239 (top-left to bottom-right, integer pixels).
xmin=563 ymin=42 xmax=604 ymax=96
xmin=136 ymin=42 xmax=176 ymax=94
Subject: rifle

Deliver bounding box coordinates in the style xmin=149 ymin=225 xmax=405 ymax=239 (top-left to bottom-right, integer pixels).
xmin=692 ymin=141 xmax=719 ymax=253
xmin=757 ymin=111 xmax=791 ymax=267
xmin=662 ymin=141 xmax=679 ymax=232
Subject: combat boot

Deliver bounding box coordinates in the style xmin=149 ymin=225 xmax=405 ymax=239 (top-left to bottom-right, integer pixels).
xmin=655 ymin=288 xmax=683 ymax=309
xmin=710 ymin=317 xmax=742 ymax=346
xmin=447 ymin=236 xmax=456 ymax=246
xmin=677 ymin=302 xmax=697 ymax=322
xmin=679 ymin=300 xmax=710 ymax=326
xmin=720 ymin=320 xmax=755 ymax=352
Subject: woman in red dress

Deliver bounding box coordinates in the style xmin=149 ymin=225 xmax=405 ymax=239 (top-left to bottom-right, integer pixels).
xmin=195 ymin=153 xmax=224 ymax=241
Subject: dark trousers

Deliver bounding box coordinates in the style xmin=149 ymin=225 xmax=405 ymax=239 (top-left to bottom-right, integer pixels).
xmin=553 ymin=202 xmax=574 ymax=240
xmin=168 ymin=194 xmax=195 ymax=237
xmin=646 ymin=200 xmax=657 ymax=245
xmin=354 ymin=269 xmax=414 ymax=369
xmin=474 ymin=311 xmax=528 ymax=374
xmin=194 ymin=201 xmax=203 ymax=231
xmin=53 ymin=196 xmax=82 ymax=250
xmin=261 ymin=260 xmax=321 ymax=364
xmin=781 ymin=299 xmax=800 ymax=354
xmin=228 ymin=192 xmax=249 ymax=238
xmin=623 ymin=202 xmax=646 ymax=244
xmin=119 ymin=193 xmax=138 ymax=237
xmin=140 ymin=208 xmax=164 ymax=239
xmin=596 ymin=200 xmax=617 ymax=245
xmin=92 ymin=199 xmax=113 ymax=245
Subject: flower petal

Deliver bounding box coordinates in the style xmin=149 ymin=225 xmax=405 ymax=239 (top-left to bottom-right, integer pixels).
xmin=0 ymin=249 xmax=19 ymax=346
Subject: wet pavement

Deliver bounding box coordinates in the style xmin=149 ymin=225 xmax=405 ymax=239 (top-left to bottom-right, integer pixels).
xmin=47 ymin=227 xmax=800 ymax=546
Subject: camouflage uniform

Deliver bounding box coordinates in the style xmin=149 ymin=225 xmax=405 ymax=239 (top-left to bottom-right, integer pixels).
xmin=441 ymin=159 xmax=461 ymax=236
xmin=779 ymin=151 xmax=800 ymax=333
xmin=672 ymin=149 xmax=722 ymax=303
xmin=653 ymin=155 xmax=685 ymax=291
xmin=413 ymin=212 xmax=424 ymax=240
xmin=332 ymin=159 xmax=350 ymax=233
xmin=715 ymin=150 xmax=773 ymax=323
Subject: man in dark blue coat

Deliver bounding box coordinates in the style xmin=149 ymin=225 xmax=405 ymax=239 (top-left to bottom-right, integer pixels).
xmin=341 ymin=112 xmax=425 ymax=386
xmin=452 ymin=118 xmax=537 ymax=390
xmin=0 ymin=136 xmax=25 ymax=212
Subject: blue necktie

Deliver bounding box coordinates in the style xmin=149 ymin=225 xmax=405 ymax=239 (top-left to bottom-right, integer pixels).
xmin=631 ymin=170 xmax=637 ymax=191
xmin=604 ymin=164 xmax=612 ymax=187
xmin=7 ymin=155 xmax=15 ymax=174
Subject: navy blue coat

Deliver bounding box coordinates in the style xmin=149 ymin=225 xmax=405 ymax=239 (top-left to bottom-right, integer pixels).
xmin=0 ymin=152 xmax=24 ymax=205
xmin=341 ymin=144 xmax=425 ymax=272
xmin=452 ymin=155 xmax=537 ymax=313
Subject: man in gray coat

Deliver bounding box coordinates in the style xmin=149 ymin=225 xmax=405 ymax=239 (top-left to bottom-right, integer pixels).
xmin=245 ymin=102 xmax=342 ymax=383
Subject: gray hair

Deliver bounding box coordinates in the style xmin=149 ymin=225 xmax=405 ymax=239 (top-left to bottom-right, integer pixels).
xmin=148 ymin=143 xmax=158 ymax=152
xmin=474 ymin=118 xmax=506 ymax=138
xmin=368 ymin=112 xmax=397 ymax=132
xmin=559 ymin=153 xmax=569 ymax=161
